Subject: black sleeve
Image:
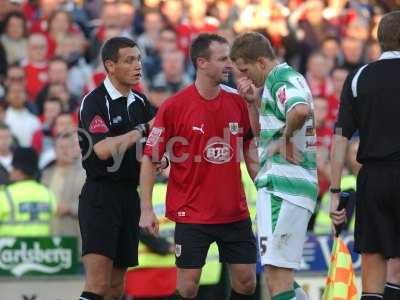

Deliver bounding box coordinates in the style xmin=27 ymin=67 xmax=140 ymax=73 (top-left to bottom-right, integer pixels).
xmin=79 ymin=95 xmax=110 ymax=145
xmin=139 ymin=229 xmax=172 ymax=255
xmin=334 ymin=74 xmax=358 ymax=139
xmin=140 ymin=92 xmax=157 ymax=122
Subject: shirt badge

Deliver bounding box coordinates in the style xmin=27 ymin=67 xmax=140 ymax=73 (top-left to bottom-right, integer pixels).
xmin=89 ymin=115 xmax=109 ymax=134
xmin=229 ymin=122 xmax=239 ymax=135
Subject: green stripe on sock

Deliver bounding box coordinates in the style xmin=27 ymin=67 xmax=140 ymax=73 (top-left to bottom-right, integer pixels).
xmin=272 ymin=290 xmax=296 ymax=300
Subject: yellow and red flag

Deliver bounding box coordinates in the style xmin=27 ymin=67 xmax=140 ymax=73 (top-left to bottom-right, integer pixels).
xmin=322 ymin=237 xmax=358 ymax=300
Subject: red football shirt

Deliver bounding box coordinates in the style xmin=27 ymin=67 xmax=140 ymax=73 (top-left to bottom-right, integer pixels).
xmin=144 ymin=84 xmax=252 ymax=224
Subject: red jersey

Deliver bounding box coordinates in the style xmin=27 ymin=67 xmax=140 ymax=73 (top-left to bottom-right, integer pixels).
xmin=144 ymin=84 xmax=252 ymax=224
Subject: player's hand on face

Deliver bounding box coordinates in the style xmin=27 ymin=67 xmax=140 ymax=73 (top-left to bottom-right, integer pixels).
xmin=237 ymin=77 xmax=257 ymax=104
xmin=329 ymin=192 xmax=347 ymax=226
xmin=139 ymin=208 xmax=159 ymax=236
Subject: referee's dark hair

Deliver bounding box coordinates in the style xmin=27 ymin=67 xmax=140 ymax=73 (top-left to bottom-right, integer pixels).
xmin=378 ymin=10 xmax=400 ymax=52
xmin=101 ymin=37 xmax=137 ymax=72
xmin=190 ymin=33 xmax=228 ymax=69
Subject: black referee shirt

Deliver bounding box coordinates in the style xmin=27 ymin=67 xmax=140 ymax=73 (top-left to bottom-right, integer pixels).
xmin=78 ymin=77 xmax=155 ymax=184
xmin=336 ymin=51 xmax=400 ymax=164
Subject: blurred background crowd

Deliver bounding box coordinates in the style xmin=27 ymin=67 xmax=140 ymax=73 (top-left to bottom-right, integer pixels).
xmin=0 ymin=0 xmax=399 ymax=297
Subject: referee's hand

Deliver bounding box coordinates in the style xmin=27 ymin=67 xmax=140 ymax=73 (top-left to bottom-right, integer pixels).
xmin=139 ymin=208 xmax=159 ymax=236
xmin=329 ymin=192 xmax=347 ymax=227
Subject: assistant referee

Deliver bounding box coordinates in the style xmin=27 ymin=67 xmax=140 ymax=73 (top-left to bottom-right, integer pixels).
xmin=330 ymin=11 xmax=400 ymax=300
xmin=77 ymin=37 xmax=155 ymax=300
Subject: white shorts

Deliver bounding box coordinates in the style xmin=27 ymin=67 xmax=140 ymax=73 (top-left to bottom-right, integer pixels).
xmin=256 ymin=188 xmax=311 ymax=269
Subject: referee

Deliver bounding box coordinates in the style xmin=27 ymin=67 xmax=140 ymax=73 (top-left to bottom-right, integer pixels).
xmin=330 ymin=11 xmax=400 ymax=300
xmin=77 ymin=37 xmax=154 ymax=300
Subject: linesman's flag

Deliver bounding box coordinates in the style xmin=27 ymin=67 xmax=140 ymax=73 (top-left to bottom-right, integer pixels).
xmin=322 ymin=237 xmax=358 ymax=300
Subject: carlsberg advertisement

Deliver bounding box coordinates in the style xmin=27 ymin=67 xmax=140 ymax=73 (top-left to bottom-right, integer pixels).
xmin=0 ymin=237 xmax=78 ymax=277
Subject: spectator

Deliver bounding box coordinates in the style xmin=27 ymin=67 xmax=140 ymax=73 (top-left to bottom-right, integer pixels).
xmin=31 ymin=96 xmax=62 ymax=154
xmin=41 ymin=132 xmax=85 ymax=241
xmin=148 ymin=85 xmax=170 ymax=109
xmin=151 ymin=49 xmax=192 ymax=94
xmin=35 ymin=56 xmax=79 ymax=113
xmin=137 ymin=8 xmax=164 ymax=58
xmin=326 ymin=66 xmax=348 ymax=125
xmin=88 ymin=2 xmax=122 ymax=63
xmin=4 ymin=63 xmax=26 ymax=88
xmin=365 ymin=39 xmax=382 ymax=63
xmin=47 ymin=9 xmax=80 ymax=58
xmin=0 ymin=11 xmax=28 ymax=64
xmin=161 ymin=0 xmax=184 ymax=29
xmin=345 ymin=17 xmax=371 ymax=42
xmin=306 ymin=51 xmax=334 ymax=97
xmin=321 ymin=36 xmax=341 ymax=64
xmin=48 ymin=82 xmax=79 ymax=113
xmin=0 ymin=122 xmax=13 ymax=185
xmin=55 ymin=33 xmax=92 ymax=98
xmin=4 ymin=83 xmax=40 ymax=147
xmin=23 ymin=32 xmax=49 ymax=100
xmin=338 ymin=36 xmax=365 ymax=72
xmin=118 ymin=1 xmax=136 ymax=39
xmin=314 ymin=96 xmax=333 ymax=149
xmin=0 ymin=147 xmax=57 ymax=237
xmin=143 ymin=26 xmax=178 ymax=82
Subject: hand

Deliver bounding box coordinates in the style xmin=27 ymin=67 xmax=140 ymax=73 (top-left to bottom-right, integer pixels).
xmin=329 ymin=192 xmax=347 ymax=227
xmin=139 ymin=208 xmax=159 ymax=236
xmin=269 ymin=138 xmax=303 ymax=164
xmin=237 ymin=77 xmax=258 ymax=104
xmin=155 ymin=155 xmax=169 ymax=174
xmin=57 ymin=202 xmax=71 ymax=216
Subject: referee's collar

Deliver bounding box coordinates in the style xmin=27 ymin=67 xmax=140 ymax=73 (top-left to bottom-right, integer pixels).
xmin=104 ymin=76 xmax=134 ymax=101
xmin=379 ymin=51 xmax=400 ymax=60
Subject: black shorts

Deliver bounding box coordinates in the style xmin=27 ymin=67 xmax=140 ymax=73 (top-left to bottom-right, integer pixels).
xmin=78 ymin=178 xmax=140 ymax=267
xmin=354 ymin=163 xmax=400 ymax=258
xmin=174 ymin=218 xmax=257 ymax=268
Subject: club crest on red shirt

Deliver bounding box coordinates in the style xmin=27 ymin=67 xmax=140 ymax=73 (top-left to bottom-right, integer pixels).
xmin=89 ymin=115 xmax=109 ymax=133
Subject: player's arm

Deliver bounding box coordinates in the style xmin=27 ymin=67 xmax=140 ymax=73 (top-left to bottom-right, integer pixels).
xmin=237 ymin=77 xmax=261 ymax=136
xmin=244 ymin=138 xmax=259 ymax=181
xmin=330 ymin=74 xmax=357 ymax=226
xmin=139 ymin=154 xmax=159 ymax=235
xmin=139 ymin=104 xmax=170 ymax=235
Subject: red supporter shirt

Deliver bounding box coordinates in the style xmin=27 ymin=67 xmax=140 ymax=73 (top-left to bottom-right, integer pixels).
xmin=24 ymin=62 xmax=48 ymax=100
xmin=144 ymin=84 xmax=252 ymax=224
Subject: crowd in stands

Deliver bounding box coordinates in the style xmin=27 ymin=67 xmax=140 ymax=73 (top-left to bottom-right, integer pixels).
xmin=0 ymin=0 xmax=399 ymax=245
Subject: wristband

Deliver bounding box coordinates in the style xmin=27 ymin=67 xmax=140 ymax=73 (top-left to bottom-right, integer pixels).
xmin=330 ymin=187 xmax=341 ymax=194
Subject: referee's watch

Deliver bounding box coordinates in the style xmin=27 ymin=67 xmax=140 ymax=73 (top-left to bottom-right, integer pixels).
xmin=134 ymin=123 xmax=150 ymax=137
xmin=330 ymin=187 xmax=341 ymax=194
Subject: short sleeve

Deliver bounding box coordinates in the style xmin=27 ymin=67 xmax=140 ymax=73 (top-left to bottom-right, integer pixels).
xmin=335 ymin=74 xmax=357 ymax=139
xmin=79 ymin=95 xmax=110 ymax=145
xmin=271 ymin=81 xmax=309 ymax=117
xmin=143 ymin=103 xmax=172 ymax=161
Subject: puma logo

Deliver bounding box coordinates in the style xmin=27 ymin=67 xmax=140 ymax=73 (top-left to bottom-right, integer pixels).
xmin=192 ymin=124 xmax=205 ymax=134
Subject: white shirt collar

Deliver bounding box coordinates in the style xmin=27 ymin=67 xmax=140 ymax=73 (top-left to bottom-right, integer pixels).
xmin=104 ymin=76 xmax=136 ymax=103
xmin=379 ymin=51 xmax=400 ymax=60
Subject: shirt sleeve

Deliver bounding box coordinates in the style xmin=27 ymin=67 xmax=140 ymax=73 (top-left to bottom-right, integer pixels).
xmin=79 ymin=95 xmax=110 ymax=145
xmin=270 ymin=81 xmax=309 ymax=117
xmin=335 ymin=74 xmax=357 ymax=139
xmin=143 ymin=103 xmax=172 ymax=161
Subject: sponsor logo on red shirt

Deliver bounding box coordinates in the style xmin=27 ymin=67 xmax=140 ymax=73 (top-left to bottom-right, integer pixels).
xmin=89 ymin=115 xmax=109 ymax=133
xmin=203 ymin=142 xmax=233 ymax=164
